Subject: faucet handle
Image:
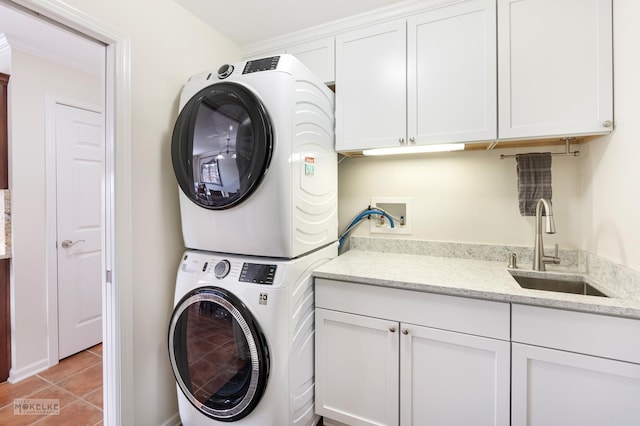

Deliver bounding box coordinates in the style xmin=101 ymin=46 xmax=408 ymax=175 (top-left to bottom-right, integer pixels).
xmin=547 ymin=244 xmax=561 ymax=265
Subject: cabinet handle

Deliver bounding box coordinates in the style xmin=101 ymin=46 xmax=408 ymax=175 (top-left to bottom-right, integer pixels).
xmin=402 ymin=328 xmax=409 ymax=335
xmin=409 ymin=137 xmax=415 ymax=144
xmin=399 ymin=138 xmax=405 ymax=145
xmin=389 ymin=326 xmax=396 ymax=333
xmin=603 ymin=120 xmax=613 ymax=128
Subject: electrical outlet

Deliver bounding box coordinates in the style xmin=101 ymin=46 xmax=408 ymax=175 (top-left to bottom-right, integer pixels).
xmin=369 ymin=197 xmax=412 ymax=235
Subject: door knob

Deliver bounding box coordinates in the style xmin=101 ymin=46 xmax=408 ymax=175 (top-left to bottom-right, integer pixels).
xmin=61 ymin=239 xmax=86 ymax=248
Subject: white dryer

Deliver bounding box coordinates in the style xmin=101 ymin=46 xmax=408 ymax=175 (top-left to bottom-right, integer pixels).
xmin=172 ymin=55 xmax=337 ymax=258
xmin=168 ymin=242 xmax=337 ymax=425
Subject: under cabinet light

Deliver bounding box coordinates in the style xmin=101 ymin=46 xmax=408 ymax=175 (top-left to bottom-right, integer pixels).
xmin=362 ymin=143 xmax=466 ymax=156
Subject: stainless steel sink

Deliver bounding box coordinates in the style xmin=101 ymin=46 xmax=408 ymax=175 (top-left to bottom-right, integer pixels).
xmin=510 ymin=272 xmax=608 ymax=297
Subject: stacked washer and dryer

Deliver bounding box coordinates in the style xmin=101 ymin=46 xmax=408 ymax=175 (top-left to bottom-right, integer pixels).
xmin=168 ymin=55 xmax=338 ymax=426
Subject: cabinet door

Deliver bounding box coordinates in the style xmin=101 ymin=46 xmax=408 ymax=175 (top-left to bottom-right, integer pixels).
xmin=498 ymin=0 xmax=613 ymax=140
xmin=408 ymin=0 xmax=497 ymax=145
xmin=315 ymin=308 xmax=400 ymax=426
xmin=287 ymin=37 xmax=335 ymax=84
xmin=243 ymin=49 xmax=285 ymax=61
xmin=400 ymin=324 xmax=510 ymax=426
xmin=335 ymin=20 xmax=407 ymax=151
xmin=512 ymin=343 xmax=640 ymax=426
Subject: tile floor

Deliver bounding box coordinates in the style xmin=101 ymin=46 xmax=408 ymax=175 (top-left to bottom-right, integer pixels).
xmin=0 ymin=344 xmax=103 ymax=425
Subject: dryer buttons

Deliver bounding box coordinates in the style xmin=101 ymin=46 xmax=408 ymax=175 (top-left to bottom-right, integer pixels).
xmin=217 ymin=64 xmax=234 ymax=79
xmin=213 ymin=260 xmax=231 ymax=279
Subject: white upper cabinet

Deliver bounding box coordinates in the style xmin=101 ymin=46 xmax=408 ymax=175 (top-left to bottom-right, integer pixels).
xmin=407 ymin=0 xmax=497 ymax=145
xmin=335 ymin=0 xmax=497 ymax=152
xmin=498 ymin=0 xmax=613 ymax=140
xmin=335 ymin=20 xmax=407 ymax=152
xmin=243 ymin=0 xmax=614 ymax=151
xmin=243 ymin=37 xmax=335 ymax=84
xmin=287 ymin=37 xmax=335 ymax=84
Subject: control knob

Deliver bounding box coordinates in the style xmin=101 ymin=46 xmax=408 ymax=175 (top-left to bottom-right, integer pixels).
xmin=217 ymin=64 xmax=234 ymax=79
xmin=214 ymin=260 xmax=231 ymax=279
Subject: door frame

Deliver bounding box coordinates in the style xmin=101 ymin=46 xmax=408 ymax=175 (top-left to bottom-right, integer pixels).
xmin=44 ymin=95 xmax=103 ymax=366
xmin=10 ymin=0 xmax=134 ymax=424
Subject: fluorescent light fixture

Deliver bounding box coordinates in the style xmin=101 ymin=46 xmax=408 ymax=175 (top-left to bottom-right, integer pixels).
xmin=362 ymin=143 xmax=466 ymax=156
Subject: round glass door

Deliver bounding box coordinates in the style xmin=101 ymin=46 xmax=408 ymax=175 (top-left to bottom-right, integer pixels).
xmin=168 ymin=287 xmax=269 ymax=421
xmin=172 ymin=82 xmax=273 ymax=210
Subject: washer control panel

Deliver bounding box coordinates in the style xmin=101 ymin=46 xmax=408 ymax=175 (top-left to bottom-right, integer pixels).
xmin=180 ymin=252 xmax=281 ymax=286
xmin=239 ymin=263 xmax=277 ymax=285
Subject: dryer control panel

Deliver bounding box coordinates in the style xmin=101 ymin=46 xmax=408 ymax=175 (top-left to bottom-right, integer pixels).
xmin=243 ymin=56 xmax=280 ymax=74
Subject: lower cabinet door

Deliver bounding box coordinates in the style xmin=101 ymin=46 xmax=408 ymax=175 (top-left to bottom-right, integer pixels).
xmin=315 ymin=308 xmax=400 ymax=426
xmin=400 ymin=324 xmax=510 ymax=426
xmin=512 ymin=343 xmax=640 ymax=426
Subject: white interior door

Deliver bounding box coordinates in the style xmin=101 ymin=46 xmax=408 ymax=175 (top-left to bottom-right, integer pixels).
xmin=56 ymin=102 xmax=104 ymax=359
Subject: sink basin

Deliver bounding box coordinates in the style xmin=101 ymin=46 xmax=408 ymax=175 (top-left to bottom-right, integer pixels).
xmin=510 ymin=273 xmax=608 ymax=297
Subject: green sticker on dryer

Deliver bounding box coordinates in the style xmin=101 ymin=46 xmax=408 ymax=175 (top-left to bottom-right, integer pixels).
xmin=304 ymin=156 xmax=315 ymax=176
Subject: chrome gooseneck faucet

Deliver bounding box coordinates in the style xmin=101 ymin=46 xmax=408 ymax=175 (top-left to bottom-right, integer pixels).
xmin=533 ymin=198 xmax=560 ymax=271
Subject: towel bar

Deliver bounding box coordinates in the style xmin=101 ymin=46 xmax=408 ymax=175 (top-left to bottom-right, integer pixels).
xmin=500 ymin=137 xmax=579 ymax=159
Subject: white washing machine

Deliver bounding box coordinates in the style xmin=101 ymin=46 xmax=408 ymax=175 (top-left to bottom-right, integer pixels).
xmin=172 ymin=54 xmax=337 ymax=258
xmin=168 ymin=242 xmax=337 ymax=425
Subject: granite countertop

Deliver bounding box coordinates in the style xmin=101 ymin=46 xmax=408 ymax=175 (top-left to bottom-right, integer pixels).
xmin=313 ymin=249 xmax=640 ymax=320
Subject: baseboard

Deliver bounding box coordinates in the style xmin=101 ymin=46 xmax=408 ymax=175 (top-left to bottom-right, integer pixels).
xmin=8 ymin=357 xmax=50 ymax=383
xmin=160 ymin=412 xmax=181 ymax=426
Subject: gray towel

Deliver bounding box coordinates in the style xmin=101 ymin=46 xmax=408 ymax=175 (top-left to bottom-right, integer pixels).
xmin=516 ymin=153 xmax=552 ymax=216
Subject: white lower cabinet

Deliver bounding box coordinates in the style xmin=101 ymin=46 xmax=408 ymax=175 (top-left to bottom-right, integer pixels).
xmin=512 ymin=343 xmax=640 ymax=426
xmin=512 ymin=304 xmax=640 ymax=426
xmin=400 ymin=324 xmax=509 ymax=426
xmin=315 ymin=282 xmax=640 ymax=425
xmin=315 ymin=279 xmax=510 ymax=426
xmin=315 ymin=309 xmax=399 ymax=426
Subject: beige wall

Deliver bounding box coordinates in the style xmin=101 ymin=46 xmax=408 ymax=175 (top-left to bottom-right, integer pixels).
xmin=54 ymin=0 xmax=241 ymax=424
xmin=8 ymin=49 xmax=101 ymax=378
xmin=339 ymin=145 xmax=582 ymax=251
xmin=579 ymin=0 xmax=640 ymax=271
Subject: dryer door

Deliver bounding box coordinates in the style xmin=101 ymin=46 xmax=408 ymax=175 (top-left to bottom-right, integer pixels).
xmin=172 ymin=82 xmax=273 ymax=209
xmin=168 ymin=287 xmax=270 ymax=421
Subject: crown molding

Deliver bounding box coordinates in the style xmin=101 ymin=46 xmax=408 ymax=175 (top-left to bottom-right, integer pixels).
xmin=242 ymin=0 xmax=462 ymax=56
xmin=0 ymin=33 xmax=10 ymax=54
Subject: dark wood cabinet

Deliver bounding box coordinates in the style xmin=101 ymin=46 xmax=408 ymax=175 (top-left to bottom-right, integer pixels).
xmin=1 ymin=72 xmax=10 ymax=383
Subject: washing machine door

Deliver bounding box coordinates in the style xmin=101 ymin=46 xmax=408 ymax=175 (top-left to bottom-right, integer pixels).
xmin=172 ymin=82 xmax=273 ymax=210
xmin=168 ymin=287 xmax=270 ymax=421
